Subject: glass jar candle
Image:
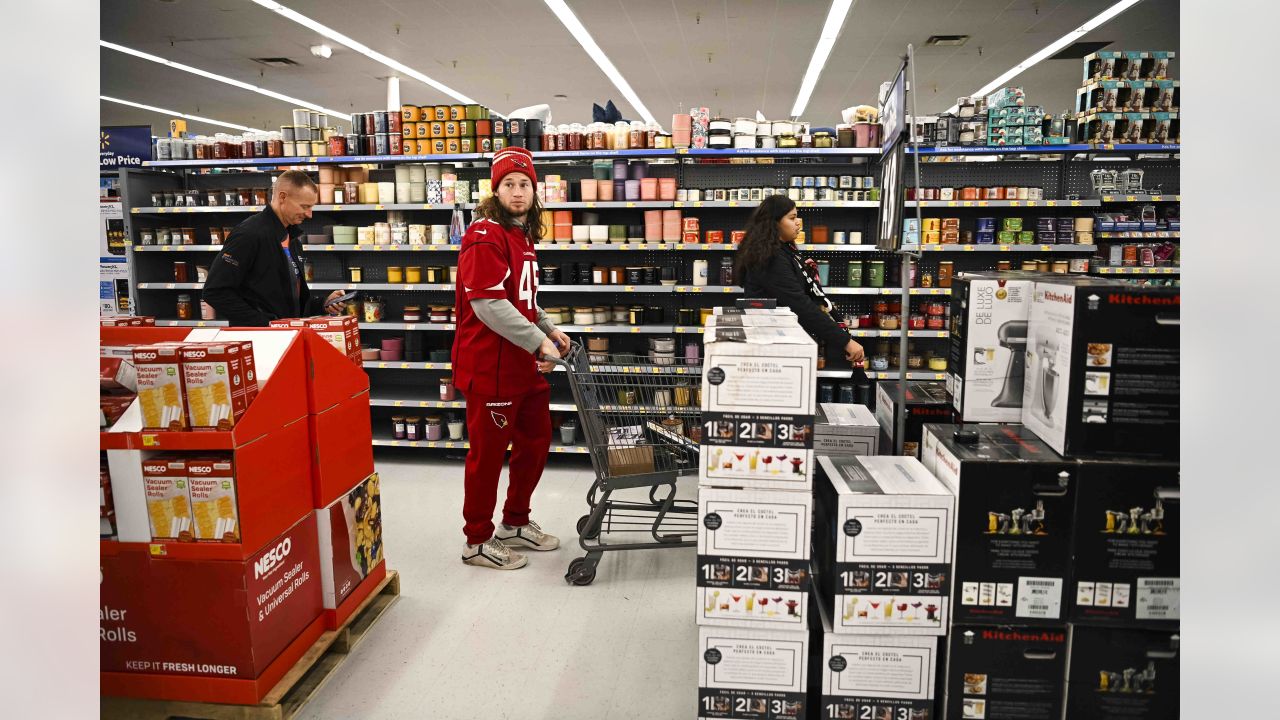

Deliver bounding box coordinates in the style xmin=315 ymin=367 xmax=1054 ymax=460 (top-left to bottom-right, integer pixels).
xmin=440 ymin=377 xmax=456 ymax=401
xmin=348 ymin=266 xmax=363 ymax=283
xmin=387 ymin=266 xmax=404 ymax=283
xmin=405 ymin=416 xmax=421 ymax=441
xmin=176 ymin=294 xmax=193 ymax=320
xmin=392 ymin=415 xmax=406 ymax=440
xmin=403 ymin=305 xmax=422 ymax=322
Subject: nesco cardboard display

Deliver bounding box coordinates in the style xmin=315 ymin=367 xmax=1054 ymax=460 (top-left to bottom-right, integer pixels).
xmin=697 ymin=487 xmax=812 ymax=629
xmin=875 ymin=381 xmax=955 ymax=457
xmin=100 ymin=512 xmax=323 ymax=681
xmin=1021 ymin=279 xmax=1179 ymax=459
xmin=814 ymin=599 xmax=939 ymax=720
xmin=317 ymin=473 xmax=384 ymax=611
xmin=697 ymin=625 xmax=809 ymax=720
xmin=921 ymin=424 xmax=1076 ymax=626
xmin=944 ymin=625 xmax=1068 ymax=720
xmin=1065 ymin=625 xmax=1179 ymax=719
xmin=946 ymin=274 xmax=1034 ymax=423
xmin=814 ymin=403 xmax=879 ymax=457
xmin=814 ymin=455 xmax=955 ymax=636
xmin=1070 ymin=460 xmax=1179 ymax=628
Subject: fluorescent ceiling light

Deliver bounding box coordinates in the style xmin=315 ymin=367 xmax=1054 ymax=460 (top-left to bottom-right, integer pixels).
xmin=791 ymin=0 xmax=856 ymax=118
xmin=543 ymin=0 xmax=657 ymax=126
xmin=947 ymin=0 xmax=1143 ymax=112
xmin=101 ymin=41 xmax=351 ymax=121
xmin=251 ymin=0 xmax=479 ymax=106
xmin=100 ymin=96 xmax=265 ymax=133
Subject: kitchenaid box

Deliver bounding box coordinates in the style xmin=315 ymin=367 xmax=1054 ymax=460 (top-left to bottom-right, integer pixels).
xmin=814 ymin=600 xmax=939 ymax=720
xmin=814 ymin=455 xmax=955 ymax=636
xmin=921 ymin=424 xmax=1076 ymax=627
xmin=875 ymin=381 xmax=956 ymax=457
xmin=947 ymin=274 xmax=1034 ymax=423
xmin=814 ymin=403 xmax=879 ymax=457
xmin=1070 ymin=460 xmax=1179 ymax=628
xmin=697 ymin=487 xmax=812 ymax=629
xmin=1065 ymin=625 xmax=1179 ymax=719
xmin=317 ymin=473 xmax=384 ymax=611
xmin=698 ymin=625 xmax=809 ymax=720
xmin=944 ymin=626 xmax=1068 ymax=720
xmin=1021 ymin=279 xmax=1179 ymax=459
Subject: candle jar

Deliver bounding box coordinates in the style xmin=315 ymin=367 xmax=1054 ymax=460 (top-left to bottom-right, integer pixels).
xmin=173 ymin=262 xmax=190 ymax=282
xmin=392 ymin=415 xmax=406 ymax=440
xmin=424 ymin=416 xmax=443 ymax=441
xmin=387 ymin=266 xmax=404 ymax=284
xmin=447 ymin=414 xmax=465 ymax=441
xmin=440 ymin=377 xmax=457 ymax=401
xmin=406 ymin=266 xmax=422 ymax=283
xmin=348 ymin=266 xmax=363 ymax=283
xmin=176 ymin=294 xmax=193 ymax=320
xmin=363 ymin=298 xmax=385 ymax=322
xmin=908 ymin=313 xmax=926 ymax=330
xmin=405 ymin=416 xmax=421 ymax=441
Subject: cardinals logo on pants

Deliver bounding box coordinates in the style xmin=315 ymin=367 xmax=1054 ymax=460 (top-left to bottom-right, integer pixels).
xmin=487 ymin=401 xmax=513 ymax=429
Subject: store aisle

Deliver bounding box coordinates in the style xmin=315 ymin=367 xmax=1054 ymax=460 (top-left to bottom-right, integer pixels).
xmin=298 ymin=455 xmax=697 ymax=720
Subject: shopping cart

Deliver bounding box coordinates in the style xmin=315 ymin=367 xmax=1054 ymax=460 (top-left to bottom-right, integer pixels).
xmin=551 ymin=341 xmax=701 ymax=586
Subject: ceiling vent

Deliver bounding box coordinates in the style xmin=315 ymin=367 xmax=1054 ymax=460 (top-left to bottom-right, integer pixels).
xmin=1050 ymin=41 xmax=1112 ymax=59
xmin=925 ymin=35 xmax=969 ymax=47
xmin=251 ymin=57 xmax=301 ymax=67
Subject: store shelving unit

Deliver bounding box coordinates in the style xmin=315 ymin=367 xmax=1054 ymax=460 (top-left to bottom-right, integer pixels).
xmin=121 ymin=139 xmax=1178 ymax=454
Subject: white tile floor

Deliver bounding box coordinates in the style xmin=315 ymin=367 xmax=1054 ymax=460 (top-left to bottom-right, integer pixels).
xmin=298 ymin=453 xmax=698 ymax=720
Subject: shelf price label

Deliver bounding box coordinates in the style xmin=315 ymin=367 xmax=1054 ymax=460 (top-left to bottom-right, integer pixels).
xmin=1009 ymin=201 xmax=1021 ymax=207
xmin=978 ymin=201 xmax=989 ymax=207
xmin=1151 ymin=196 xmax=1163 ymax=202
xmin=728 ymin=201 xmax=738 ymax=207
xmin=625 ymin=202 xmax=636 ymax=208
xmin=394 ymin=401 xmax=404 ymax=407
xmin=618 ymin=244 xmax=631 ymax=250
xmin=141 ymin=434 xmax=160 ymax=448
xmin=723 ymin=287 xmax=735 ymax=293
xmin=1126 ymin=195 xmax=1137 ymax=202
xmin=405 ymin=324 xmax=418 ymax=330
xmin=375 ymin=204 xmax=385 ymax=210
xmin=624 ymin=285 xmax=637 ymax=292
xmin=630 ymin=327 xmax=642 ymax=333
xmin=1071 ymin=200 xmax=1082 ymax=206
xmin=1000 ymin=245 xmax=1011 ymax=251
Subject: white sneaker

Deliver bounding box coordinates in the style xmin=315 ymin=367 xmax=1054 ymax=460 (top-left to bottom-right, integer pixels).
xmin=495 ymin=519 xmax=560 ymax=551
xmin=462 ymin=538 xmax=528 ymax=570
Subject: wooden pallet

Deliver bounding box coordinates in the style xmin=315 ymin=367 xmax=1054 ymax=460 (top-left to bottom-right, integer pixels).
xmin=102 ymin=570 xmax=401 ymax=720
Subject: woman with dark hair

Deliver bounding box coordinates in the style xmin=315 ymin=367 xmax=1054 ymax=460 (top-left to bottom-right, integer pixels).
xmin=734 ymin=194 xmax=865 ymax=367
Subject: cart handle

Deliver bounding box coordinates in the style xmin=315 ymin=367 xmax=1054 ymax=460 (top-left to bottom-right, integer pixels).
xmin=544 ymin=340 xmax=582 ymax=367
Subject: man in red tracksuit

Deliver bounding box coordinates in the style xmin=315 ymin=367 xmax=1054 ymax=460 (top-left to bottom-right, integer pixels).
xmin=453 ymin=146 xmax=571 ymax=570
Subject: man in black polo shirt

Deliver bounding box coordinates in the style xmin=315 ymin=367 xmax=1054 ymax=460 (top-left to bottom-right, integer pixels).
xmin=203 ymin=170 xmax=346 ymax=326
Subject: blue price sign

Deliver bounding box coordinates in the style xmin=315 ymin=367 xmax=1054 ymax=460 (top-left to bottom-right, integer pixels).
xmin=100 ymin=125 xmax=153 ymax=169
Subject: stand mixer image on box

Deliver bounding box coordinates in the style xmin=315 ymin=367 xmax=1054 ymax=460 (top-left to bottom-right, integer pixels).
xmin=990 ymin=320 xmax=1028 ymax=408
xmin=1027 ymin=337 xmax=1062 ymax=425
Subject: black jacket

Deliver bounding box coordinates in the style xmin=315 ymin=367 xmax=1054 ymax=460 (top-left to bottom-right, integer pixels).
xmin=742 ymin=245 xmax=851 ymax=355
xmin=202 ymin=207 xmax=320 ymax=327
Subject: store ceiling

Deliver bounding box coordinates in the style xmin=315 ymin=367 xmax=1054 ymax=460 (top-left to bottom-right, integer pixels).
xmin=100 ymin=0 xmax=1179 ymax=136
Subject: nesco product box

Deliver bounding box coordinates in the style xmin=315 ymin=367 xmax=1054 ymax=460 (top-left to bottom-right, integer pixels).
xmin=317 ymin=473 xmax=384 ymax=611
xmin=700 ymin=411 xmax=815 ymax=491
xmin=921 ymin=424 xmax=1076 ymax=626
xmin=1065 ymin=625 xmax=1179 ymax=719
xmin=1021 ymin=279 xmax=1179 ymax=459
xmin=702 ymin=324 xmax=817 ymax=416
xmin=946 ymin=274 xmax=1033 ymax=423
xmin=875 ymin=381 xmax=955 ymax=457
xmin=814 ymin=456 xmax=955 ymax=636
xmin=698 ymin=625 xmax=809 ymax=720
xmin=814 ymin=403 xmax=879 ymax=457
xmin=1070 ymin=460 xmax=1179 ymax=628
xmin=697 ymin=487 xmax=812 ymax=629
xmin=944 ymin=626 xmax=1067 ymax=720
xmin=814 ymin=599 xmax=940 ymax=719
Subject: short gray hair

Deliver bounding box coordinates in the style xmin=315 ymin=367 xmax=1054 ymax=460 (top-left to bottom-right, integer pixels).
xmin=274 ymin=170 xmax=317 ymax=195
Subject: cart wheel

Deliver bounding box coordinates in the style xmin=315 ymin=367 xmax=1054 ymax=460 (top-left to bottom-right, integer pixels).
xmin=576 ymin=514 xmax=601 ymax=540
xmin=566 ymin=557 xmax=596 ymax=586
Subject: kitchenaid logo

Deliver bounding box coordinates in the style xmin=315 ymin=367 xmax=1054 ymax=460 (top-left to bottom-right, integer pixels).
xmin=254 ymin=538 xmax=293 ymax=580
xmin=935 ymin=449 xmax=960 ymax=478
xmin=981 ymin=629 xmax=1065 ymax=643
xmin=1041 ymin=291 xmax=1073 ymax=305
xmin=1108 ymin=293 xmax=1180 ymax=306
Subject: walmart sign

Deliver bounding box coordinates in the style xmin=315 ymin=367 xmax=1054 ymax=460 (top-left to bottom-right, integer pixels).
xmin=101 ymin=125 xmax=152 ymax=169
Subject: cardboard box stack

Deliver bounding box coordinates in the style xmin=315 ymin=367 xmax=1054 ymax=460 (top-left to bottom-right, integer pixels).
xmin=1076 ymin=51 xmax=1178 ymax=144
xmin=874 ymin=380 xmax=955 ymax=457
xmin=812 ymin=454 xmax=952 ymax=718
xmin=923 ymin=275 xmax=1179 ymax=715
xmin=697 ymin=306 xmax=818 ymax=719
xmin=130 ymin=341 xmax=259 ymax=431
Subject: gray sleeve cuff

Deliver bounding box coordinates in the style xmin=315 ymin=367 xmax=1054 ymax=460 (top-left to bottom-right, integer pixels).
xmin=471 ymin=298 xmax=546 ymax=353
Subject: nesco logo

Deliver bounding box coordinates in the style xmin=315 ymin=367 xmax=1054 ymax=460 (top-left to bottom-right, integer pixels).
xmin=143 ymin=463 xmax=168 ymax=474
xmin=187 ymin=349 xmax=207 ymax=359
xmin=254 ymin=538 xmax=292 ymax=580
xmin=189 ymin=465 xmax=212 ymax=475
xmin=136 ymin=351 xmax=157 ymax=361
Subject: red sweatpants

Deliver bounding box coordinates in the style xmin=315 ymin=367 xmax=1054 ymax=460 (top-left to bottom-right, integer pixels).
xmin=462 ymin=383 xmax=552 ymax=545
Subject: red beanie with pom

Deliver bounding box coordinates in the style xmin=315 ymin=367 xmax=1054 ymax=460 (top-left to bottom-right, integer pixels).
xmin=490 ymin=147 xmax=538 ymax=189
